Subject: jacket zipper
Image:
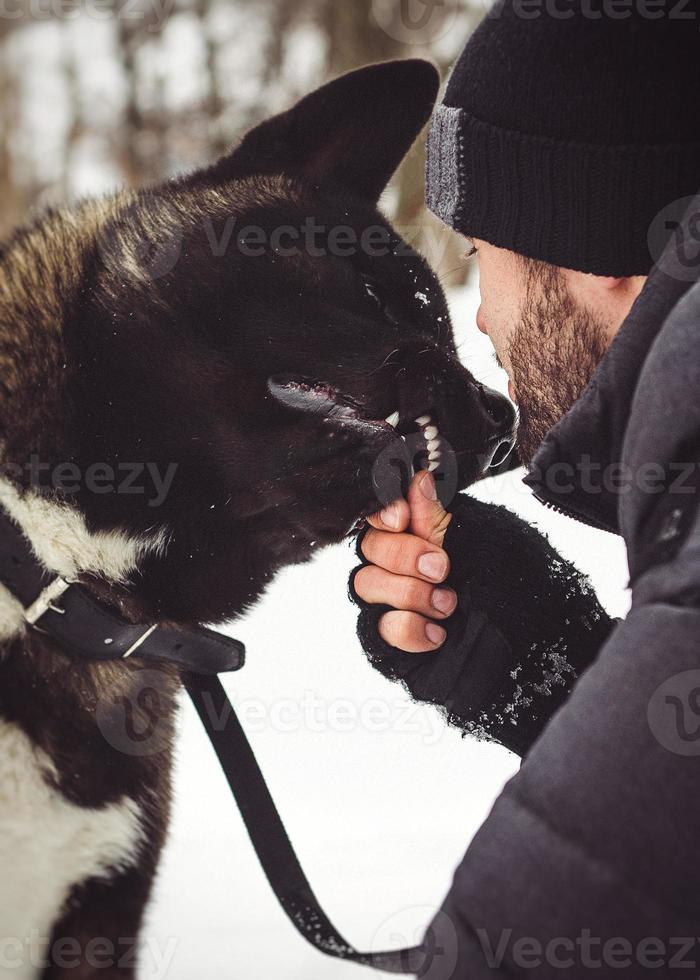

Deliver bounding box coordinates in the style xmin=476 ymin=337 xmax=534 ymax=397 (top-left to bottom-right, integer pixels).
xmin=531 ymin=490 xmax=618 ymax=535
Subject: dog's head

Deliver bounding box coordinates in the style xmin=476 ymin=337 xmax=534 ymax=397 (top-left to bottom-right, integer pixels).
xmin=4 ymin=60 xmax=515 ymax=621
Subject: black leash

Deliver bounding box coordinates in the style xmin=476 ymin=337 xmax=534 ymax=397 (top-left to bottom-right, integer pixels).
xmin=0 ymin=505 xmax=427 ymax=975
xmin=185 ymin=672 xmax=427 ymax=973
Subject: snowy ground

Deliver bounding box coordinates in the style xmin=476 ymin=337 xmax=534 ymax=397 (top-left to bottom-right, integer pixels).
xmin=145 ymin=283 xmax=630 ymax=980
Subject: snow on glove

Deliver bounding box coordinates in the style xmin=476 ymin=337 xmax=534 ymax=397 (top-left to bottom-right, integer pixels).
xmin=349 ymin=493 xmax=616 ymax=757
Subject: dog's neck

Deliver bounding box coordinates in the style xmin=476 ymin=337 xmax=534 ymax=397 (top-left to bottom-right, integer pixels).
xmin=0 ymin=476 xmax=168 ymax=641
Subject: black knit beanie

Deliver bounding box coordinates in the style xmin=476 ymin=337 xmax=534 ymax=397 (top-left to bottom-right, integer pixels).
xmin=426 ymin=0 xmax=700 ymax=276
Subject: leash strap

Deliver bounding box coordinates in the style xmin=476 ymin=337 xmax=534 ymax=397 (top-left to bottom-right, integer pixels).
xmin=0 ymin=503 xmax=426 ymax=974
xmin=0 ymin=507 xmax=244 ymax=674
xmin=184 ymin=672 xmax=428 ymax=975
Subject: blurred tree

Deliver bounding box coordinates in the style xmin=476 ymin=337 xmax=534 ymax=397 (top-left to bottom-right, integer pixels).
xmin=117 ymin=0 xmax=168 ymax=184
xmin=317 ymin=0 xmax=401 ymax=72
xmin=0 ymin=0 xmax=480 ymax=283
xmin=0 ymin=20 xmax=25 ymax=238
xmin=196 ymin=0 xmax=228 ymax=159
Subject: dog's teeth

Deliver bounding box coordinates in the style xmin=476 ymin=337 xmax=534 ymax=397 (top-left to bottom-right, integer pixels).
xmin=428 ymin=460 xmax=440 ymax=472
xmin=424 ymin=425 xmax=438 ymax=441
xmin=385 ymin=410 xmax=400 ymax=428
xmin=415 ymin=414 xmax=431 ymax=426
xmin=427 ymin=438 xmax=440 ymax=453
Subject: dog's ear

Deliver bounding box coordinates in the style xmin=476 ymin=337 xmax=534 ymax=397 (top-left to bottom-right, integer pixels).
xmin=203 ymin=59 xmax=440 ymax=202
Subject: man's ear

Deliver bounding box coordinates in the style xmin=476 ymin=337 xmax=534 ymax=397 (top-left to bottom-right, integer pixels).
xmin=202 ymin=59 xmax=440 ymax=202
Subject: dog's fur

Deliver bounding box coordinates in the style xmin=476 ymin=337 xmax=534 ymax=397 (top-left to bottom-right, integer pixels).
xmin=0 ymin=60 xmax=513 ymax=978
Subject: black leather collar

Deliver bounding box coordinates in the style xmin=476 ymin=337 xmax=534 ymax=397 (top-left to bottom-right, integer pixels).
xmin=0 ymin=505 xmax=244 ymax=675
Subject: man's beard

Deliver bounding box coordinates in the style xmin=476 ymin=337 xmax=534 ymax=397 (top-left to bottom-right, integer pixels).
xmin=508 ymin=263 xmax=609 ymax=465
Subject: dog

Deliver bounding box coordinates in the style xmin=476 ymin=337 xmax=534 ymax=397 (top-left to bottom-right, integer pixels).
xmin=0 ymin=59 xmax=515 ymax=978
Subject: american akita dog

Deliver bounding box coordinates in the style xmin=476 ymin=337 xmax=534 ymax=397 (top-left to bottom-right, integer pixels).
xmin=0 ymin=59 xmax=514 ymax=978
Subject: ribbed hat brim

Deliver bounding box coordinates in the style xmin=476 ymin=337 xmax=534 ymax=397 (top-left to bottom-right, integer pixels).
xmin=426 ymin=104 xmax=700 ymax=277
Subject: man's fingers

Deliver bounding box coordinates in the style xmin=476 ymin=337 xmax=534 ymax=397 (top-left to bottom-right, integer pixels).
xmin=354 ymin=565 xmax=457 ymax=620
xmin=407 ymin=471 xmax=452 ymax=546
xmin=378 ymin=610 xmax=446 ymax=653
xmin=366 ymin=497 xmax=410 ymax=533
xmin=361 ymin=528 xmax=450 ymax=583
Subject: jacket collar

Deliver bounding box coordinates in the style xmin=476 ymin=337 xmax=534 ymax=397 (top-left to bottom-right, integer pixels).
xmin=523 ymin=192 xmax=700 ymax=535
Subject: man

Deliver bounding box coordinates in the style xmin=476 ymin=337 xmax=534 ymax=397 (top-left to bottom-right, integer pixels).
xmin=351 ymin=3 xmax=700 ymax=976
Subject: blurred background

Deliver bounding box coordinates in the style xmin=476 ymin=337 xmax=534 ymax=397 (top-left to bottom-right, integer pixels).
xmin=0 ymin=0 xmax=488 ymax=280
xmin=1 ymin=3 xmax=631 ymax=978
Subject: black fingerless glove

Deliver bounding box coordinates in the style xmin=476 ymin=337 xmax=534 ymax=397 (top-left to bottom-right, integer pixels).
xmin=349 ymin=494 xmax=616 ymax=757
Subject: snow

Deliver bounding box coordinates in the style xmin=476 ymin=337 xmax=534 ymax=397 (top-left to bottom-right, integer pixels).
xmin=145 ymin=281 xmax=631 ymax=978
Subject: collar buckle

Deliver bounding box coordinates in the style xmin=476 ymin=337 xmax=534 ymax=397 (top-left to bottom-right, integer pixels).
xmin=24 ymin=577 xmax=73 ymax=629
xmin=24 ymin=579 xmax=158 ymax=657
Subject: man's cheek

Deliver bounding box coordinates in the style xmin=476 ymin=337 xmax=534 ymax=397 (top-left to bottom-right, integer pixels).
xmin=487 ymin=321 xmax=515 ymax=374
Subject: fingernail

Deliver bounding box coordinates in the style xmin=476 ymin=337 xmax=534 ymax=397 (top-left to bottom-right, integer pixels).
xmin=425 ymin=623 xmax=446 ymax=645
xmin=380 ymin=504 xmax=400 ymax=529
xmin=417 ymin=552 xmax=448 ymax=582
xmin=431 ymin=588 xmax=456 ymax=615
xmin=419 ymin=472 xmax=437 ymax=500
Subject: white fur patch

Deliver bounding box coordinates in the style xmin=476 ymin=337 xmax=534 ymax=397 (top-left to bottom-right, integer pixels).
xmin=0 ymin=720 xmax=143 ymax=980
xmin=0 ymin=585 xmax=25 ymax=643
xmin=0 ymin=478 xmax=168 ymax=584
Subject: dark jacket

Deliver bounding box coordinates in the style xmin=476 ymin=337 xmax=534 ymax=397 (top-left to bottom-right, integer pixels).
xmin=352 ymin=194 xmax=700 ymax=977
xmin=419 ymin=197 xmax=700 ymax=977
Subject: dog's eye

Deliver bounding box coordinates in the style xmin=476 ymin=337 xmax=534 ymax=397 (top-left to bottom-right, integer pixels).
xmin=363 ymin=278 xmax=399 ymax=326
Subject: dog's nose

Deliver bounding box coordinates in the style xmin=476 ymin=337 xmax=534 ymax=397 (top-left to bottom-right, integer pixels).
xmin=478 ymin=383 xmax=516 ymax=433
xmin=476 ymin=383 xmax=517 ymax=469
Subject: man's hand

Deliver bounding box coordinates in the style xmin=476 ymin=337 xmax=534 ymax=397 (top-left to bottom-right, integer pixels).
xmin=352 ymin=482 xmax=616 ymax=756
xmin=353 ymin=471 xmax=456 ymax=653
